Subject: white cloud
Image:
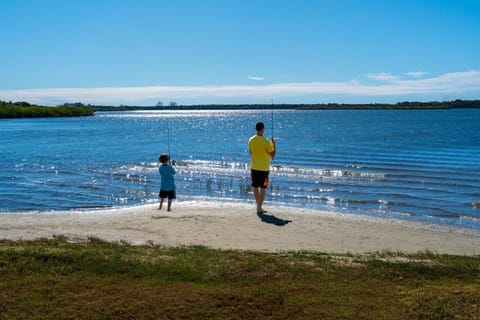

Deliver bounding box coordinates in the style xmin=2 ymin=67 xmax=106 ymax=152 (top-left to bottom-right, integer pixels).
xmin=366 ymin=72 xmax=399 ymax=81
xmin=1 ymin=70 xmax=480 ymax=105
xmin=248 ymin=76 xmax=265 ymax=81
xmin=405 ymin=71 xmax=427 ymax=77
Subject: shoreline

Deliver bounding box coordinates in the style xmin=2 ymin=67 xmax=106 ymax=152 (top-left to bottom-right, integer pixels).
xmin=1 ymin=202 xmax=479 ymax=255
xmin=91 ymin=99 xmax=480 ymax=111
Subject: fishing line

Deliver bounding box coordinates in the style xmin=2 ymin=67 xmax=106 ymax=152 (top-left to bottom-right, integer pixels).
xmin=271 ymin=99 xmax=274 ymax=140
xmin=166 ymin=116 xmax=172 ymax=164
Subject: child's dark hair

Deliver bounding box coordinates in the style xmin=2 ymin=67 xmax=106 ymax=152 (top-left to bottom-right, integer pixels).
xmin=159 ymin=153 xmax=169 ymax=164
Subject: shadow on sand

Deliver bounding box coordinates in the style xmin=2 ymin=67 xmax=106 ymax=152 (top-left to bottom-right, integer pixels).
xmin=257 ymin=211 xmax=292 ymax=226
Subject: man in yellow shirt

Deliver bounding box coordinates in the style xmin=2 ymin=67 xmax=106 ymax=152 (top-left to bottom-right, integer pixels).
xmin=248 ymin=122 xmax=276 ymax=213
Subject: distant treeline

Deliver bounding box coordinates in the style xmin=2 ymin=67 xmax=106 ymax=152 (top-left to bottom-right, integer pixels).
xmin=92 ymin=99 xmax=480 ymax=111
xmin=296 ymin=99 xmax=480 ymax=110
xmin=0 ymin=101 xmax=94 ymax=119
xmin=1 ymin=99 xmax=479 ymax=117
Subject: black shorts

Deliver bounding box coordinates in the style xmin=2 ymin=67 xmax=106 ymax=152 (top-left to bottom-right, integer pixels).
xmin=251 ymin=169 xmax=269 ymax=189
xmin=159 ymin=190 xmax=176 ymax=199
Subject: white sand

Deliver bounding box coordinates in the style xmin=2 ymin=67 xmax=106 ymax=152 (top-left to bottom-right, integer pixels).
xmin=1 ymin=202 xmax=479 ymax=255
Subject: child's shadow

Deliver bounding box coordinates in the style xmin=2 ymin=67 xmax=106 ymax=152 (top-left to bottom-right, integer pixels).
xmin=257 ymin=212 xmax=292 ymax=226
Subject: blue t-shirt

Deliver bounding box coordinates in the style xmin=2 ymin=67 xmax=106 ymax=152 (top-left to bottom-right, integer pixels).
xmin=159 ymin=164 xmax=176 ymax=191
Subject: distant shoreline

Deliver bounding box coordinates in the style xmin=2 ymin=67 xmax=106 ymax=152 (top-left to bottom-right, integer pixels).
xmin=92 ymin=99 xmax=480 ymax=111
xmin=0 ymin=101 xmax=94 ymax=119
xmin=1 ymin=99 xmax=479 ymax=118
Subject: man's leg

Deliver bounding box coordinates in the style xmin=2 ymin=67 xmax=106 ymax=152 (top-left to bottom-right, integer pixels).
xmin=253 ymin=187 xmax=266 ymax=212
xmin=253 ymin=187 xmax=260 ymax=210
xmin=258 ymin=187 xmax=266 ymax=210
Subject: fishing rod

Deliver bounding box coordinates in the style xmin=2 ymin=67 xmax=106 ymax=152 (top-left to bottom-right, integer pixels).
xmin=271 ymin=98 xmax=276 ymax=162
xmin=166 ymin=117 xmax=172 ymax=165
xmin=271 ymin=99 xmax=274 ymax=140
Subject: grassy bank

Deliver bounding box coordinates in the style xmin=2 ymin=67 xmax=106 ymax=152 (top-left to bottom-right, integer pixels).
xmin=0 ymin=101 xmax=94 ymax=118
xmin=1 ymin=237 xmax=479 ymax=320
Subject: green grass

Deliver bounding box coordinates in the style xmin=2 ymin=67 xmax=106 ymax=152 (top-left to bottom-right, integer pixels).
xmin=1 ymin=236 xmax=479 ymax=319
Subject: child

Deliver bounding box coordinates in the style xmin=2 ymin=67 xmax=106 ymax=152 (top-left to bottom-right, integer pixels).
xmin=158 ymin=153 xmax=176 ymax=211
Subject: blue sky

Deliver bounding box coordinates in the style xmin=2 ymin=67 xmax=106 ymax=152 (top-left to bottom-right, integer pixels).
xmin=1 ymin=0 xmax=479 ymax=105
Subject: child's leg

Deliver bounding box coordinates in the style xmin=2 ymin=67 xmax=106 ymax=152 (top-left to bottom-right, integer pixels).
xmin=159 ymin=197 xmax=164 ymax=210
xmin=167 ymin=190 xmax=175 ymax=211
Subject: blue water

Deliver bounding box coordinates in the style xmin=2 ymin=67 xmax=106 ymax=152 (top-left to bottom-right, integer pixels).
xmin=1 ymin=109 xmax=479 ymax=229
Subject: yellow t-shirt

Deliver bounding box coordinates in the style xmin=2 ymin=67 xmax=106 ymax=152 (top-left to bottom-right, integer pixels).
xmin=248 ymin=135 xmax=274 ymax=171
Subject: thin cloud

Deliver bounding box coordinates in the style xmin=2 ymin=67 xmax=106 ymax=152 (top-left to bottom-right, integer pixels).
xmin=405 ymin=71 xmax=427 ymax=77
xmin=1 ymin=70 xmax=479 ymax=105
xmin=366 ymin=72 xmax=399 ymax=81
xmin=248 ymin=76 xmax=265 ymax=81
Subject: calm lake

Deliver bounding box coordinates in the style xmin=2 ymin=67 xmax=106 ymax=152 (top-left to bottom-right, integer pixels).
xmin=1 ymin=109 xmax=479 ymax=229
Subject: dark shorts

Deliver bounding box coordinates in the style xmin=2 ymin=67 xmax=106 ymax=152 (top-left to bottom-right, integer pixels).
xmin=159 ymin=190 xmax=176 ymax=199
xmin=251 ymin=169 xmax=269 ymax=189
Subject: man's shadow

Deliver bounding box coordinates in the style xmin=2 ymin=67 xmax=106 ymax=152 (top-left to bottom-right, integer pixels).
xmin=257 ymin=212 xmax=292 ymax=226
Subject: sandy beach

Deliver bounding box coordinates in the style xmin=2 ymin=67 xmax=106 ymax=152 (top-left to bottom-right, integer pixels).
xmin=1 ymin=201 xmax=479 ymax=255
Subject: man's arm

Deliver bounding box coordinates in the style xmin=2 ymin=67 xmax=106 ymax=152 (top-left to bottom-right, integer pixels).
xmin=269 ymin=138 xmax=276 ymax=159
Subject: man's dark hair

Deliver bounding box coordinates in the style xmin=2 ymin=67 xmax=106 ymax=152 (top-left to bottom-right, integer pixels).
xmin=255 ymin=122 xmax=265 ymax=131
